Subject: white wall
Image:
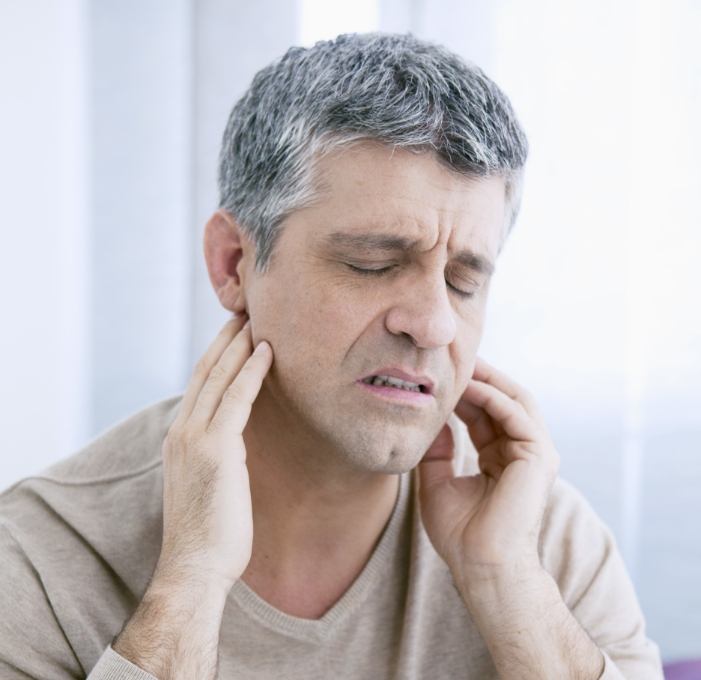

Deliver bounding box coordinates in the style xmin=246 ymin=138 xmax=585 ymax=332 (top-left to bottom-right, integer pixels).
xmin=88 ymin=0 xmax=193 ymax=433
xmin=0 ymin=0 xmax=89 ymax=480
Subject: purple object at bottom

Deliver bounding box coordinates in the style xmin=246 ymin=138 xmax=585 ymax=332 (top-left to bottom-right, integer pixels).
xmin=663 ymin=660 xmax=701 ymax=680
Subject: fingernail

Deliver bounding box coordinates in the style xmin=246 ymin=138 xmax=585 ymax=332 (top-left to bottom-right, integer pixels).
xmin=253 ymin=341 xmax=270 ymax=355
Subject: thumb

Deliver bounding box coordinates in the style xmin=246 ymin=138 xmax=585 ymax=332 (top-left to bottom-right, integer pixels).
xmin=418 ymin=424 xmax=456 ymax=492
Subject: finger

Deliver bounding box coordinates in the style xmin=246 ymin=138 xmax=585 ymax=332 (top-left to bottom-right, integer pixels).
xmin=461 ymin=379 xmax=535 ymax=442
xmin=174 ymin=314 xmax=248 ymax=426
xmin=454 ymin=396 xmax=500 ymax=451
xmin=472 ymin=357 xmax=540 ymax=417
xmin=209 ymin=340 xmax=273 ymax=436
xmin=189 ymin=321 xmax=255 ymax=428
xmin=476 ymin=440 xmax=507 ymax=481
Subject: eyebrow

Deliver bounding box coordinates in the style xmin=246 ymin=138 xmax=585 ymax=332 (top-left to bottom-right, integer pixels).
xmin=324 ymin=231 xmax=495 ymax=276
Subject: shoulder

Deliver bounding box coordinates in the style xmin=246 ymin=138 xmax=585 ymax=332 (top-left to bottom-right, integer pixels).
xmin=40 ymin=394 xmax=182 ymax=485
xmin=538 ymin=476 xmax=618 ymax=599
xmin=0 ymin=396 xmax=184 ymax=673
xmin=0 ymin=394 xmax=181 ymax=505
xmin=539 ymin=480 xmax=663 ymax=675
xmin=0 ymin=394 xmax=182 ymax=589
xmin=0 ymin=394 xmax=181 ymax=539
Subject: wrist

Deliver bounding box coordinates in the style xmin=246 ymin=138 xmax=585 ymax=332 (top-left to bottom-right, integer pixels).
xmin=113 ymin=574 xmax=229 ymax=676
xmin=454 ymin=557 xmax=551 ymax=615
xmin=454 ymin=552 xmax=542 ymax=592
xmin=151 ymin=553 xmax=240 ymax=600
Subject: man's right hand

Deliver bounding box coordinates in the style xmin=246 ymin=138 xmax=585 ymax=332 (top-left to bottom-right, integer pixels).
xmin=156 ymin=313 xmax=272 ymax=593
xmin=109 ymin=315 xmax=272 ymax=679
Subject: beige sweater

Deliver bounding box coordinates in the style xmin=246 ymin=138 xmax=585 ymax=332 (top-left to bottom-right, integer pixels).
xmin=0 ymin=396 xmax=663 ymax=679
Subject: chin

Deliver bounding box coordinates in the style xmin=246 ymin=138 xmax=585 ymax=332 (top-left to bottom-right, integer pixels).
xmin=337 ymin=428 xmax=437 ymax=475
xmin=352 ymin=450 xmax=421 ymax=475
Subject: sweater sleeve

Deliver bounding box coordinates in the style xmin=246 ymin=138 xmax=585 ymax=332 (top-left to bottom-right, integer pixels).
xmin=539 ymin=478 xmax=664 ymax=680
xmin=0 ymin=522 xmax=158 ymax=680
xmin=87 ymin=646 xmax=158 ymax=679
xmin=0 ymin=522 xmax=85 ymax=678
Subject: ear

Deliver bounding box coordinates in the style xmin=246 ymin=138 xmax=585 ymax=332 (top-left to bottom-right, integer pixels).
xmin=203 ymin=209 xmax=252 ymax=313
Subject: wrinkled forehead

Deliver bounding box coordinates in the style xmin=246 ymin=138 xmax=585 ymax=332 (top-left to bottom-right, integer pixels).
xmin=302 ymin=142 xmax=507 ymax=259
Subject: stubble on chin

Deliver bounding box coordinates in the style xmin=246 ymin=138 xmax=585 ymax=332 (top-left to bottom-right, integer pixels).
xmin=326 ymin=413 xmax=446 ymax=474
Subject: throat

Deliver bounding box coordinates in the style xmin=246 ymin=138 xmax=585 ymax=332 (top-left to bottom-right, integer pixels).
xmin=240 ymin=554 xmax=366 ymax=619
xmin=240 ymin=474 xmax=402 ymax=619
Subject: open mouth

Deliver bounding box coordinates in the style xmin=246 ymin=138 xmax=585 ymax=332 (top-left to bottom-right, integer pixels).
xmin=360 ymin=375 xmax=430 ymax=394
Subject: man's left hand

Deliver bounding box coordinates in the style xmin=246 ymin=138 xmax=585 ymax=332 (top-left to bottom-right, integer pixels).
xmin=418 ymin=356 xmax=561 ymax=583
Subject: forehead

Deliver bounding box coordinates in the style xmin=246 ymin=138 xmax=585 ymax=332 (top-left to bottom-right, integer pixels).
xmin=299 ymin=141 xmax=506 ymax=259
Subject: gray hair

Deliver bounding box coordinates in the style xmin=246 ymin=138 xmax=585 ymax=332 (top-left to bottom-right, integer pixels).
xmin=218 ymin=32 xmax=528 ymax=271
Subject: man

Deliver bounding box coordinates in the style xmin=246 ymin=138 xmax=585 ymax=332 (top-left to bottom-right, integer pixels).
xmin=0 ymin=33 xmax=662 ymax=679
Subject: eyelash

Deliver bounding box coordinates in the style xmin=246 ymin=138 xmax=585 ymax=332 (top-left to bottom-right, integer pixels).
xmin=345 ymin=264 xmax=476 ymax=299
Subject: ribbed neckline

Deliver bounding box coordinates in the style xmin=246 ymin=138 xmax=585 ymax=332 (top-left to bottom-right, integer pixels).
xmin=228 ymin=470 xmax=410 ymax=643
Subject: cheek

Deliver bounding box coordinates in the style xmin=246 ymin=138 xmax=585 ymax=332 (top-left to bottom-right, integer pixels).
xmin=450 ymin=319 xmax=483 ymax=391
xmin=249 ymin=274 xmax=363 ymax=373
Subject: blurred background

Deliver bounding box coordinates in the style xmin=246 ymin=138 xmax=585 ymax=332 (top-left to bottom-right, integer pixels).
xmin=0 ymin=0 xmax=699 ymax=669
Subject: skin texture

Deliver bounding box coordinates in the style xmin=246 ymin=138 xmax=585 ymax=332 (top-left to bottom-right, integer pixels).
xmin=114 ymin=141 xmax=604 ymax=678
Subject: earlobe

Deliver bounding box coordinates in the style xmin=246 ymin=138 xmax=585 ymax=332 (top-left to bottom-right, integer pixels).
xmin=203 ymin=210 xmax=249 ymax=313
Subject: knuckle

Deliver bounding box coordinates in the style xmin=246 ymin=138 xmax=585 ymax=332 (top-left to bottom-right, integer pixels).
xmin=206 ymin=363 xmax=230 ymax=384
xmin=223 ymin=381 xmax=247 ymax=404
xmin=163 ymin=424 xmax=183 ymax=449
xmin=163 ymin=424 xmax=201 ymax=455
xmin=183 ymin=427 xmax=205 ymax=450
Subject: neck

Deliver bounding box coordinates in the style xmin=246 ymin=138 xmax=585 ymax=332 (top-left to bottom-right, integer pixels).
xmin=239 ymin=385 xmax=400 ymax=617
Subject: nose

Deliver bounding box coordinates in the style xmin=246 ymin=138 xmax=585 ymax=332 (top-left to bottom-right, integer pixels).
xmin=384 ymin=274 xmax=457 ymax=349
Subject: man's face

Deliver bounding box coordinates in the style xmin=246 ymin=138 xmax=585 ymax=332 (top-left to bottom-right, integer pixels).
xmin=244 ymin=142 xmax=505 ymax=474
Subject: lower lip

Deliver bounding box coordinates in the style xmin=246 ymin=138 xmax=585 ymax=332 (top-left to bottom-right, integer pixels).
xmin=356 ymin=380 xmax=434 ymax=405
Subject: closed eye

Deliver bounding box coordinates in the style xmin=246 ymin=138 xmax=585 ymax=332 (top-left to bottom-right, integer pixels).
xmin=346 ymin=263 xmax=477 ymax=299
xmin=345 ymin=263 xmax=397 ymax=275
xmin=447 ymin=283 xmax=476 ymax=299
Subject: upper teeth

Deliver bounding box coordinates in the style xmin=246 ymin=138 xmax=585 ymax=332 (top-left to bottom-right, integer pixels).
xmin=364 ymin=375 xmax=422 ymax=392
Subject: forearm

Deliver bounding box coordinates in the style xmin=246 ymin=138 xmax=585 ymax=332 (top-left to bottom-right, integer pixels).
xmin=112 ymin=573 xmax=229 ymax=680
xmin=457 ymin=563 xmax=605 ymax=680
